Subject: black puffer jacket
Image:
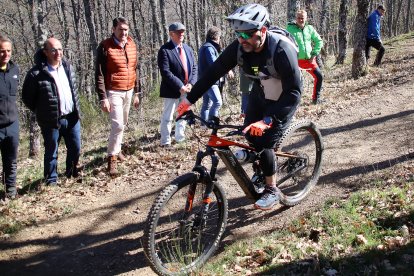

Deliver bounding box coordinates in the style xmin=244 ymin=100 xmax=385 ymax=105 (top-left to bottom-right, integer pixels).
xmin=22 ymin=49 xmax=81 ymax=128
xmin=0 ymin=61 xmax=19 ymax=127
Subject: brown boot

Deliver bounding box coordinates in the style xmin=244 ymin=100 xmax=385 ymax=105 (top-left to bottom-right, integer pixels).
xmin=107 ymin=156 xmax=118 ymax=177
xmin=118 ymin=152 xmax=126 ymax=162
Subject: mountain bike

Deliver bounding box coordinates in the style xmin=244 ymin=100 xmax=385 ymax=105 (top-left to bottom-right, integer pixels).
xmin=142 ymin=111 xmax=323 ymax=275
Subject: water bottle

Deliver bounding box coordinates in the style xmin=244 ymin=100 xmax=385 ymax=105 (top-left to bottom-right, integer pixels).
xmin=234 ymin=149 xmax=254 ymax=162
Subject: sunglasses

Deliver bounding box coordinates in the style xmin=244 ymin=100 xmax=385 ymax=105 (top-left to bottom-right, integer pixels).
xmin=235 ymin=30 xmax=257 ymax=40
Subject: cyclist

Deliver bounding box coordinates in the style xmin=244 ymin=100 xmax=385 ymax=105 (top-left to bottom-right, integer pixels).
xmin=177 ymin=3 xmax=302 ymax=210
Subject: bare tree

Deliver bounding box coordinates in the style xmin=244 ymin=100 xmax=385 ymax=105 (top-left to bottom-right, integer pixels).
xmin=193 ymin=0 xmax=201 ymax=50
xmin=159 ymin=0 xmax=168 ymax=42
xmin=287 ymin=0 xmax=300 ymax=23
xmin=352 ymin=0 xmax=369 ymax=79
xmin=386 ymin=0 xmax=394 ymax=37
xmin=304 ymin=0 xmax=316 ymax=23
xmin=27 ymin=0 xmax=49 ymax=157
xmin=406 ymin=0 xmax=412 ymax=33
xmin=335 ymin=0 xmax=349 ymax=64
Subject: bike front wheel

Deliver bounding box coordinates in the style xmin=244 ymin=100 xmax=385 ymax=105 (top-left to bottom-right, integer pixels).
xmin=276 ymin=120 xmax=323 ymax=206
xmin=142 ymin=172 xmax=228 ymax=275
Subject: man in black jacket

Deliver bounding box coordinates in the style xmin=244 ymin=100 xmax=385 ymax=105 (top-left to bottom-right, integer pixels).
xmin=22 ymin=37 xmax=81 ymax=186
xmin=177 ymin=4 xmax=302 ymax=210
xmin=0 ymin=36 xmax=19 ymax=199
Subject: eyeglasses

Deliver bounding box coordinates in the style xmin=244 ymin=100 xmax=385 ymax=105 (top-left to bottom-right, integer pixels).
xmin=47 ymin=48 xmax=63 ymax=54
xmin=235 ymin=30 xmax=257 ymax=40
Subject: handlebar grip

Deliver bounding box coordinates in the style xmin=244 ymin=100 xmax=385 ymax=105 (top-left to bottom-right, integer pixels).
xmin=176 ymin=110 xmax=194 ymax=122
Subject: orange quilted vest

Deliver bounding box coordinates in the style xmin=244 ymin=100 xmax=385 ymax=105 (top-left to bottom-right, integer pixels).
xmin=102 ymin=36 xmax=137 ymax=91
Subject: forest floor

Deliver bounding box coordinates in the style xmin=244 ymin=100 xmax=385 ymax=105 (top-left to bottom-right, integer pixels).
xmin=0 ymin=33 xmax=413 ymax=275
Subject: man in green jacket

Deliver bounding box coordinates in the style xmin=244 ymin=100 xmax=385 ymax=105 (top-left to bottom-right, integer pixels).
xmin=287 ymin=9 xmax=324 ymax=104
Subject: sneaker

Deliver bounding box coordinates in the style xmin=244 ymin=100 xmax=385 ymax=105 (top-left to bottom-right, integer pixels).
xmin=254 ymin=186 xmax=279 ymax=210
xmin=6 ymin=191 xmax=17 ymax=200
xmin=160 ymin=144 xmax=172 ymax=149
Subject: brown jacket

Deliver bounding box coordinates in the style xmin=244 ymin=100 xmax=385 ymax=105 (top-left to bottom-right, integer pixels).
xmin=95 ymin=35 xmax=139 ymax=100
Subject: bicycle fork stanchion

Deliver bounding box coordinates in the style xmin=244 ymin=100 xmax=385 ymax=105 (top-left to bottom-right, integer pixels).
xmin=189 ymin=148 xmax=218 ymax=226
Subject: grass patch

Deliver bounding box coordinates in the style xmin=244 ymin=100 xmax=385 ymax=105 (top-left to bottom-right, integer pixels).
xmin=202 ymin=165 xmax=414 ymax=275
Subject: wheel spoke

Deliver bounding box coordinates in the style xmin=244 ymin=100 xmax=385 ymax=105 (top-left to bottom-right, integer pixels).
xmin=276 ymin=121 xmax=323 ymax=206
xmin=143 ymin=173 xmax=228 ymax=275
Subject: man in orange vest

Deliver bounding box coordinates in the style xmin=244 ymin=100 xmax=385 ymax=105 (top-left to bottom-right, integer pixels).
xmin=95 ymin=17 xmax=141 ymax=177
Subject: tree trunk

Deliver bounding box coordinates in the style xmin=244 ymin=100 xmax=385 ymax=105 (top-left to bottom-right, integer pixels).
xmin=82 ymin=0 xmax=98 ymax=60
xmin=159 ymin=0 xmax=168 ymax=42
xmin=70 ymin=0 xmax=84 ymax=93
xmin=287 ymin=0 xmax=300 ymax=23
xmin=352 ymin=0 xmax=369 ymax=79
xmin=393 ymin=0 xmax=404 ymax=35
xmin=406 ymin=0 xmax=412 ymax=33
xmin=336 ymin=0 xmax=349 ymax=64
xmin=149 ymin=0 xmax=163 ymax=45
xmin=179 ymin=0 xmax=185 ymax=26
xmin=304 ymin=0 xmax=316 ymax=23
xmin=55 ymin=0 xmax=70 ymax=47
xmin=193 ymin=0 xmax=200 ymax=50
xmin=28 ymin=0 xmax=48 ymax=157
xmin=386 ymin=0 xmax=394 ymax=37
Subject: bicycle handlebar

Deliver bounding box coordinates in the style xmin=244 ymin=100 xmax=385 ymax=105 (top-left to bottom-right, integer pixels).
xmin=177 ymin=110 xmax=244 ymax=135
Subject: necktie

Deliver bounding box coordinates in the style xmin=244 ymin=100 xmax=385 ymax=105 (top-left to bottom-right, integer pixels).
xmin=178 ymin=45 xmax=188 ymax=84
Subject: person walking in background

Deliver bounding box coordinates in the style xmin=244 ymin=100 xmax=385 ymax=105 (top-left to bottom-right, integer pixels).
xmin=95 ymin=17 xmax=140 ymax=177
xmin=198 ymin=26 xmax=224 ymax=122
xmin=239 ymin=67 xmax=253 ymax=118
xmin=22 ymin=37 xmax=81 ymax=186
xmin=366 ymin=5 xmax=386 ymax=66
xmin=158 ymin=22 xmax=197 ymax=147
xmin=0 ymin=36 xmax=19 ymax=199
xmin=286 ymin=10 xmax=324 ymax=104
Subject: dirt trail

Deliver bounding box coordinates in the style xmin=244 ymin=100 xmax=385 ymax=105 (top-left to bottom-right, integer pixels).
xmin=1 ymin=37 xmax=413 ymax=275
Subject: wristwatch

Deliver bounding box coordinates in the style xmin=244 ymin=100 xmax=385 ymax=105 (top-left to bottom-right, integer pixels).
xmin=263 ymin=116 xmax=273 ymax=126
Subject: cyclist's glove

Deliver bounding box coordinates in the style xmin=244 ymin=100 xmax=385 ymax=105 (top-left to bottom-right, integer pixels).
xmin=176 ymin=98 xmax=192 ymax=119
xmin=243 ymin=120 xmax=271 ymax=136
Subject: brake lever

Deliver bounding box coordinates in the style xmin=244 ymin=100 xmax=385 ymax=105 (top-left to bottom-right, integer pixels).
xmin=176 ymin=110 xmax=194 ymax=123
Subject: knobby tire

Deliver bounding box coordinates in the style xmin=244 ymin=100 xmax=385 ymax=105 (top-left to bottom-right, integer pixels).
xmin=276 ymin=120 xmax=323 ymax=206
xmin=142 ymin=173 xmax=228 ymax=275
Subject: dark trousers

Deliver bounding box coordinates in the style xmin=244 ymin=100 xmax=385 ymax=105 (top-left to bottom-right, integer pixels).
xmin=244 ymin=86 xmax=300 ymax=176
xmin=41 ymin=112 xmax=81 ymax=184
xmin=0 ymin=120 xmax=19 ymax=195
xmin=365 ymin=39 xmax=385 ymax=66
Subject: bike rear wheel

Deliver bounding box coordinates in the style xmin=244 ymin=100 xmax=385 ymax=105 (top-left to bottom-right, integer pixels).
xmin=142 ymin=173 xmax=228 ymax=275
xmin=276 ymin=120 xmax=323 ymax=206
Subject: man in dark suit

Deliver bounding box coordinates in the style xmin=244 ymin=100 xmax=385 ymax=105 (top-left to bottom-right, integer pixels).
xmin=158 ymin=22 xmax=197 ymax=147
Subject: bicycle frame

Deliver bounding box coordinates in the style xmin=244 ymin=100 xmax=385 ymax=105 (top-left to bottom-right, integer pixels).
xmin=182 ymin=111 xmax=309 ymax=212
xmin=206 ymin=135 xmax=260 ymax=200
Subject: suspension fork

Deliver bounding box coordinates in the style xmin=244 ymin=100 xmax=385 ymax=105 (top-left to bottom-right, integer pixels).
xmin=184 ymin=148 xmax=218 ymax=216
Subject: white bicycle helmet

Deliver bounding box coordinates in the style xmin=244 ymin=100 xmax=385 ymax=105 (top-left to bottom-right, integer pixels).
xmin=227 ymin=4 xmax=270 ymax=31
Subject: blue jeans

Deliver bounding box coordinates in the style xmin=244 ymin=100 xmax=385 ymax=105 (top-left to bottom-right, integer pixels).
xmin=41 ymin=112 xmax=81 ymax=184
xmin=0 ymin=120 xmax=19 ymax=194
xmin=200 ymin=85 xmax=222 ymax=121
xmin=241 ymin=92 xmax=250 ymax=114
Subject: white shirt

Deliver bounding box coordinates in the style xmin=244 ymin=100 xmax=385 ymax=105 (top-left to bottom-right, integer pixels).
xmin=47 ymin=63 xmax=74 ymax=116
